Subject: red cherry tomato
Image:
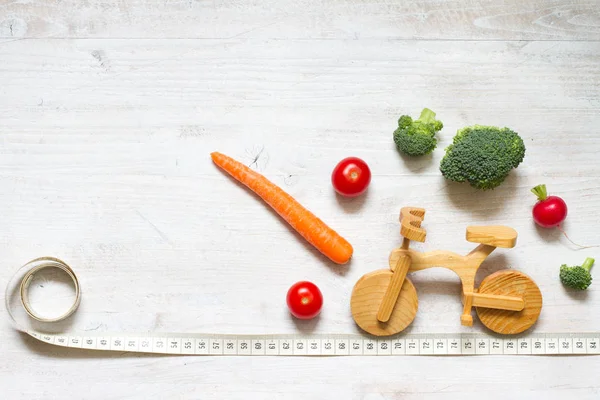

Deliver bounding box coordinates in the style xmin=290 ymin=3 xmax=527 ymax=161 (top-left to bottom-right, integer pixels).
xmin=331 ymin=157 xmax=371 ymax=197
xmin=531 ymin=184 xmax=568 ymax=228
xmin=286 ymin=281 xmax=323 ymax=320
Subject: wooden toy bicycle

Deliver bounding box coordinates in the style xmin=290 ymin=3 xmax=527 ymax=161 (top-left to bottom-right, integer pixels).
xmin=351 ymin=207 xmax=543 ymax=336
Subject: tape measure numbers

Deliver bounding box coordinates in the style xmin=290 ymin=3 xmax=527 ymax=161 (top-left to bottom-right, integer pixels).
xmin=6 ymin=258 xmax=600 ymax=356
xmin=26 ymin=331 xmax=600 ymax=356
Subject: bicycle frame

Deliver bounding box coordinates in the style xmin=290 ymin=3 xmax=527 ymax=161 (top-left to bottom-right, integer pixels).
xmin=389 ymin=243 xmax=525 ymax=326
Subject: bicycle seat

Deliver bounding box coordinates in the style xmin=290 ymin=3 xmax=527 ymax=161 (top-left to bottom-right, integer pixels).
xmin=466 ymin=226 xmax=517 ymax=248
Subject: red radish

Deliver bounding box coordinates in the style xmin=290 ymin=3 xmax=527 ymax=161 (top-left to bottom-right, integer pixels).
xmin=531 ymin=184 xmax=567 ymax=228
xmin=531 ymin=184 xmax=599 ymax=249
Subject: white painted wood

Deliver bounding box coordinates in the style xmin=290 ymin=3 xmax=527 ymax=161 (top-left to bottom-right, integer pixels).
xmin=1 ymin=0 xmax=600 ymax=398
xmin=1 ymin=0 xmax=600 ymax=40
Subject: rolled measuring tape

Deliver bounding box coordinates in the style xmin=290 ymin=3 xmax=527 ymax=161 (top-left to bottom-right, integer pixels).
xmin=5 ymin=257 xmax=600 ymax=356
xmin=18 ymin=257 xmax=81 ymax=323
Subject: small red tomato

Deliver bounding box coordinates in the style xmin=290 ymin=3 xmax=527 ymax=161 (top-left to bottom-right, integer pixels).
xmin=286 ymin=281 xmax=323 ymax=320
xmin=331 ymin=157 xmax=371 ymax=197
xmin=531 ymin=184 xmax=568 ymax=228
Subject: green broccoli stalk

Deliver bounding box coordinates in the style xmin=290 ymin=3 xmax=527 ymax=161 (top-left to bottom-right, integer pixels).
xmin=560 ymin=257 xmax=594 ymax=290
xmin=393 ymin=108 xmax=443 ymax=156
xmin=439 ymin=125 xmax=526 ymax=190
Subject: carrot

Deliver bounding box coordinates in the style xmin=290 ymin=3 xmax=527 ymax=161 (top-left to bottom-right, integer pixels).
xmin=211 ymin=152 xmax=354 ymax=264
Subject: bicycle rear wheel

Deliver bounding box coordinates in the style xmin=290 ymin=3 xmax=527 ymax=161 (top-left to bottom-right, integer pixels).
xmin=476 ymin=270 xmax=542 ymax=335
xmin=351 ymin=270 xmax=418 ymax=336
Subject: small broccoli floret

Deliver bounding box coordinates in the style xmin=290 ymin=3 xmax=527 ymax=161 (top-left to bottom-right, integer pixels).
xmin=393 ymin=108 xmax=443 ymax=156
xmin=560 ymin=257 xmax=594 ymax=290
xmin=439 ymin=125 xmax=526 ymax=190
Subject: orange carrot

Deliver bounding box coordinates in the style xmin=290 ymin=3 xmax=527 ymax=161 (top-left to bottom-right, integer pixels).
xmin=211 ymin=152 xmax=353 ymax=264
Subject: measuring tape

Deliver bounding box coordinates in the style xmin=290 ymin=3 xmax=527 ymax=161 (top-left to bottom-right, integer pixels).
xmin=6 ymin=257 xmax=600 ymax=356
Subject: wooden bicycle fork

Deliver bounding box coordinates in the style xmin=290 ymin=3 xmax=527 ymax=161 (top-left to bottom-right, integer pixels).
xmin=377 ymin=208 xmax=525 ymax=327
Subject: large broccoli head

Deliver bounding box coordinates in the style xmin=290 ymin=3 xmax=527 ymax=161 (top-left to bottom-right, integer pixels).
xmin=439 ymin=125 xmax=525 ymax=190
xmin=393 ymin=108 xmax=443 ymax=156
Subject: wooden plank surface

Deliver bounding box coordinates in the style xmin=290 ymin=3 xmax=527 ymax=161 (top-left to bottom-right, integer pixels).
xmin=1 ymin=0 xmax=600 ymax=40
xmin=1 ymin=0 xmax=600 ymax=399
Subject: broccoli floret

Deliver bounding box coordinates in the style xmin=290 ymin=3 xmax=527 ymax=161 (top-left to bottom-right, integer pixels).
xmin=393 ymin=108 xmax=443 ymax=156
xmin=439 ymin=125 xmax=525 ymax=190
xmin=560 ymin=257 xmax=594 ymax=290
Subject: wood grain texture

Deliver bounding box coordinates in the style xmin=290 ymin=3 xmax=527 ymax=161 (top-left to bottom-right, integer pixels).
xmin=1 ymin=0 xmax=600 ymax=399
xmin=387 ymin=240 xmax=540 ymax=333
xmin=351 ymin=270 xmax=419 ymax=336
xmin=476 ymin=270 xmax=543 ymax=334
xmin=376 ymin=254 xmax=411 ymax=322
xmin=400 ymin=206 xmax=427 ymax=242
xmin=466 ymin=225 xmax=518 ymax=248
xmin=1 ymin=0 xmax=600 ymax=40
xmin=470 ymin=292 xmax=524 ymax=311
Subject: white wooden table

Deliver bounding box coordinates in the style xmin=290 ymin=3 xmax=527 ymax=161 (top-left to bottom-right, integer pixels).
xmin=1 ymin=1 xmax=599 ymax=398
